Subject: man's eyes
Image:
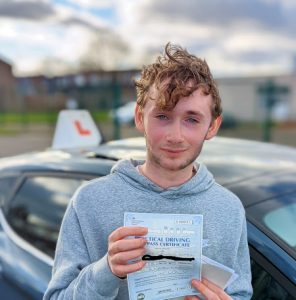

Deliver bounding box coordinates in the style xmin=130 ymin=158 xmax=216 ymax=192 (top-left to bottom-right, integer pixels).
xmin=154 ymin=115 xmax=200 ymax=123
xmin=186 ymin=118 xmax=199 ymax=124
xmin=155 ymin=114 xmax=169 ymax=120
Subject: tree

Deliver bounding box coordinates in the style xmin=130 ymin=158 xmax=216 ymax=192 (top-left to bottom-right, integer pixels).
xmin=78 ymin=29 xmax=129 ymax=71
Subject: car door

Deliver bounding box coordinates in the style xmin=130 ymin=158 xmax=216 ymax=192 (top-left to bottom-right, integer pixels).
xmin=247 ymin=194 xmax=296 ymax=299
xmin=0 ymin=175 xmax=32 ymax=299
xmin=250 ymin=247 xmax=296 ymax=300
xmin=0 ymin=171 xmax=93 ymax=299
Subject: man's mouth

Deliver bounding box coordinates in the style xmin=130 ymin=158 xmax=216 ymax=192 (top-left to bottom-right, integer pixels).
xmin=161 ymin=147 xmax=187 ymax=154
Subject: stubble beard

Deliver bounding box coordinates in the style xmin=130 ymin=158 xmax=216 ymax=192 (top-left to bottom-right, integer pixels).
xmin=146 ymin=143 xmax=203 ymax=172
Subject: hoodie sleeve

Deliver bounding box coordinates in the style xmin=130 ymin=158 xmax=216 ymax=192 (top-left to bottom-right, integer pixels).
xmin=43 ymin=200 xmax=122 ymax=300
xmin=226 ymin=217 xmax=253 ymax=300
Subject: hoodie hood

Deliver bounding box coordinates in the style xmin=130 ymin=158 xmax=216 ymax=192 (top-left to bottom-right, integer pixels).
xmin=111 ymin=159 xmax=215 ymax=200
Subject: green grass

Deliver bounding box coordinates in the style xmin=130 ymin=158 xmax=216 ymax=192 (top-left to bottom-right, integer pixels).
xmin=0 ymin=112 xmax=57 ymax=124
xmin=91 ymin=111 xmax=110 ymax=122
xmin=0 ymin=127 xmax=20 ymax=135
xmin=0 ymin=111 xmax=110 ymax=124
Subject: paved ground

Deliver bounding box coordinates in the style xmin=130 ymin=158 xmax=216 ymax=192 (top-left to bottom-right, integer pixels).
xmin=0 ymin=122 xmax=295 ymax=158
xmin=0 ymin=124 xmax=53 ymax=157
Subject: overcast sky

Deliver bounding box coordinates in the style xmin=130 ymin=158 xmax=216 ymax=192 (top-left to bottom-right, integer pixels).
xmin=1 ymin=0 xmax=296 ymax=77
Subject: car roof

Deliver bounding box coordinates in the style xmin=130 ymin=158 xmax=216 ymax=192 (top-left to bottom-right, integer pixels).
xmin=1 ymin=136 xmax=296 ymax=205
xmin=93 ymin=137 xmax=296 ymax=197
xmin=1 ymin=135 xmax=296 ymax=263
xmin=0 ymin=149 xmax=114 ymax=175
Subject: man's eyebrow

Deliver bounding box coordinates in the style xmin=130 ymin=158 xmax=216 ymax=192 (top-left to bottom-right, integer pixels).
xmin=151 ymin=108 xmax=205 ymax=119
xmin=186 ymin=110 xmax=205 ymax=118
xmin=151 ymin=107 xmax=166 ymax=113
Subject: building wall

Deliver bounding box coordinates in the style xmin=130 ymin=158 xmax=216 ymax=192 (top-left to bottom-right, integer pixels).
xmin=17 ymin=70 xmax=139 ymax=112
xmin=0 ymin=59 xmax=15 ymax=88
xmin=0 ymin=58 xmax=16 ymax=111
xmin=217 ymin=75 xmax=296 ymax=122
xmin=275 ymin=75 xmax=296 ymax=121
xmin=10 ymin=68 xmax=296 ymax=122
xmin=217 ymin=79 xmax=258 ymax=121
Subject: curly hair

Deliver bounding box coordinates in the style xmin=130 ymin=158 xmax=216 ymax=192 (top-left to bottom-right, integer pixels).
xmin=135 ymin=43 xmax=222 ymax=119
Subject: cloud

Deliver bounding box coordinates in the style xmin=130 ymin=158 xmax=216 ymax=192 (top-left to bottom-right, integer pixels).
xmin=135 ymin=0 xmax=286 ymax=30
xmin=0 ymin=0 xmax=108 ymax=30
xmin=1 ymin=0 xmax=296 ymax=76
xmin=0 ymin=0 xmax=56 ymax=20
xmin=114 ymin=0 xmax=296 ymax=76
xmin=53 ymin=2 xmax=111 ymax=31
xmin=0 ymin=15 xmax=94 ymax=74
xmin=66 ymin=0 xmax=116 ymax=9
xmin=0 ymin=0 xmax=124 ymax=75
xmin=59 ymin=16 xmax=101 ymax=31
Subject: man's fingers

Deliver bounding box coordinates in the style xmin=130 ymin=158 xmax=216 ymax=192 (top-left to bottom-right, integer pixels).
xmin=184 ymin=296 xmax=200 ymax=300
xmin=191 ymin=280 xmax=219 ymax=300
xmin=109 ymin=237 xmax=146 ymax=255
xmin=110 ymin=248 xmax=146 ymax=265
xmin=201 ymin=279 xmax=232 ymax=299
xmin=111 ymin=259 xmax=146 ymax=278
xmin=107 ymin=226 xmax=148 ymax=278
xmin=109 ymin=226 xmax=148 ymax=242
xmin=191 ymin=279 xmax=231 ymax=300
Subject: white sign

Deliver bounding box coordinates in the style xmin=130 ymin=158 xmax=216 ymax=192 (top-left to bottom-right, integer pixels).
xmin=52 ymin=110 xmax=102 ymax=149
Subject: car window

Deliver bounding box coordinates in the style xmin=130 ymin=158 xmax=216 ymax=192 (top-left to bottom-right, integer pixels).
xmin=246 ymin=192 xmax=296 ymax=258
xmin=264 ymin=203 xmax=296 ymax=248
xmin=251 ymin=258 xmax=296 ymax=300
xmin=6 ymin=175 xmax=87 ymax=257
xmin=0 ymin=176 xmax=18 ymax=206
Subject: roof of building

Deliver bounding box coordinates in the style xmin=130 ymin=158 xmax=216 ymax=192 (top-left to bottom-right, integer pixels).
xmin=0 ymin=54 xmax=13 ymax=67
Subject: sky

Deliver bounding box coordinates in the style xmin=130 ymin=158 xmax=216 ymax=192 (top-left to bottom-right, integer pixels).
xmin=1 ymin=0 xmax=296 ymax=77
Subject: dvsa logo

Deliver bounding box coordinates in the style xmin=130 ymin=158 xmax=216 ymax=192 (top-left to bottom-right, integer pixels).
xmin=137 ymin=293 xmax=145 ymax=300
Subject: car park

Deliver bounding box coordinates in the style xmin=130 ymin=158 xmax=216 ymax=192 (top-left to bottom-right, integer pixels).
xmin=0 ymin=110 xmax=295 ymax=299
xmin=220 ymin=112 xmax=238 ymax=129
xmin=110 ymin=101 xmax=137 ymax=125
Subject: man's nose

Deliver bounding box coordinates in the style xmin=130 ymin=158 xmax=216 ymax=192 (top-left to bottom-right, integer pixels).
xmin=166 ymin=121 xmax=184 ymax=143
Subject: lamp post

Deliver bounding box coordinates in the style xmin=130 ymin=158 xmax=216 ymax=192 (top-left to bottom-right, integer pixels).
xmin=257 ymin=80 xmax=289 ymax=142
xmin=112 ymin=79 xmax=121 ymax=140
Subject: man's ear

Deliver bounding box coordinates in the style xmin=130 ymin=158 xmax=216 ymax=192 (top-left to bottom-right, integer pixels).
xmin=135 ymin=104 xmax=144 ymax=133
xmin=205 ymin=115 xmax=222 ymax=140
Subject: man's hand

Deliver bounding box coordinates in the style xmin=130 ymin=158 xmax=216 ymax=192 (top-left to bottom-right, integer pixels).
xmin=107 ymin=226 xmax=148 ymax=278
xmin=185 ymin=279 xmax=232 ymax=300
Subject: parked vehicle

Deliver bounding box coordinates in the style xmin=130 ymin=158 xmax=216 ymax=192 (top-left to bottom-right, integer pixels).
xmin=0 ymin=111 xmax=295 ymax=299
xmin=110 ymin=101 xmax=136 ymax=125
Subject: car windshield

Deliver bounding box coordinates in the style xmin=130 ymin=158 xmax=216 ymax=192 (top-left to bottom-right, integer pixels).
xmin=246 ymin=192 xmax=296 ymax=258
xmin=264 ymin=203 xmax=296 ymax=248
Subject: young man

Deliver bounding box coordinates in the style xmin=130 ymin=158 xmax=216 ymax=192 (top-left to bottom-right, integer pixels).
xmin=44 ymin=44 xmax=252 ymax=300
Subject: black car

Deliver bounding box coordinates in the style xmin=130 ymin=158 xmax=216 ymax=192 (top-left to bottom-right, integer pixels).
xmin=0 ymin=113 xmax=295 ymax=299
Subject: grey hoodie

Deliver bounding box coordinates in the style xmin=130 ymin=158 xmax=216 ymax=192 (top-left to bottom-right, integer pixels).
xmin=44 ymin=159 xmax=252 ymax=300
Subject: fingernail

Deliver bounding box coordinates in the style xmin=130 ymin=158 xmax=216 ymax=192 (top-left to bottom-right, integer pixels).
xmin=192 ymin=279 xmax=200 ymax=286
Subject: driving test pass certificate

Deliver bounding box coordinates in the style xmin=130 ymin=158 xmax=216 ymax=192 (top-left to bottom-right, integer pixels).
xmin=124 ymin=212 xmax=203 ymax=300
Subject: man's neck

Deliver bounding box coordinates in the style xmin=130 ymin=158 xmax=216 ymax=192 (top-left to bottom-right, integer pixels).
xmin=139 ymin=162 xmax=196 ymax=189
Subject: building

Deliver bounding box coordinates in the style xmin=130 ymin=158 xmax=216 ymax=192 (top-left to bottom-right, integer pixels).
xmin=0 ymin=56 xmax=16 ymax=111
xmin=217 ymin=75 xmax=296 ymax=122
xmin=16 ymin=69 xmax=140 ymax=111
xmin=12 ymin=67 xmax=296 ymax=123
xmin=0 ymin=56 xmax=15 ymax=88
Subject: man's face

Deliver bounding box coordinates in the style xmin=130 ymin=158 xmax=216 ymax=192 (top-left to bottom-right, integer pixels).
xmin=135 ymin=88 xmax=221 ymax=172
